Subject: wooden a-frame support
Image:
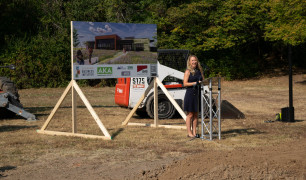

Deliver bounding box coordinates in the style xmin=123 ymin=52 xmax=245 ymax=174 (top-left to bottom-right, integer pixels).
xmin=37 ymin=80 xmax=112 ymax=140
xmin=37 ymin=22 xmax=111 ymax=140
xmin=122 ymin=77 xmax=187 ymax=129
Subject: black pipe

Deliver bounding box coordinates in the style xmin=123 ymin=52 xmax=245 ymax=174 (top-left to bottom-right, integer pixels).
xmin=288 ymin=45 xmax=294 ymax=122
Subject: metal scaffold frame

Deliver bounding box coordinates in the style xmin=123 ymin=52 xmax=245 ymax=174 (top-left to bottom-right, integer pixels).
xmin=200 ymin=77 xmax=221 ymax=140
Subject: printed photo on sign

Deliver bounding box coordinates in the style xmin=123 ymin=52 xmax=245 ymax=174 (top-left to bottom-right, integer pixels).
xmin=72 ymin=21 xmax=157 ymax=66
xmin=72 ymin=21 xmax=157 ymax=79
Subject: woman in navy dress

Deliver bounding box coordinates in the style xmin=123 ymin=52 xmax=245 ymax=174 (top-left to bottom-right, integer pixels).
xmin=183 ymin=55 xmax=204 ymax=138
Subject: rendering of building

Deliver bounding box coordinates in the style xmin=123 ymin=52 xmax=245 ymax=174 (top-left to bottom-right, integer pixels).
xmin=95 ymin=34 xmax=121 ymax=50
xmin=95 ymin=34 xmax=155 ymax=51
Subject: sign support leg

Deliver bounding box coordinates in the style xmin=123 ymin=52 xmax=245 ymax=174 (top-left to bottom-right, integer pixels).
xmin=154 ymin=78 xmax=158 ymax=127
xmin=37 ymin=80 xmax=111 ymax=140
xmin=72 ymin=85 xmax=77 ymax=133
xmin=124 ymin=77 xmax=187 ymax=130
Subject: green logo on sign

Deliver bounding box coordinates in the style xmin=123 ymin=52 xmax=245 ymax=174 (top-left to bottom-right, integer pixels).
xmin=97 ymin=67 xmax=112 ymax=75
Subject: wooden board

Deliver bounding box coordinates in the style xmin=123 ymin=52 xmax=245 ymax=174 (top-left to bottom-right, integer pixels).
xmin=127 ymin=122 xmax=186 ymax=129
xmin=37 ymin=130 xmax=111 ymax=140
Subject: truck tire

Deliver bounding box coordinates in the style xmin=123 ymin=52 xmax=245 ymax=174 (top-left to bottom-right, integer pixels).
xmin=0 ymin=77 xmax=21 ymax=118
xmin=146 ymin=91 xmax=176 ymax=119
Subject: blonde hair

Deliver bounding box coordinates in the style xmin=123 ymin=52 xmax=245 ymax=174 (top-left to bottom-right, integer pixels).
xmin=187 ymin=55 xmax=204 ymax=80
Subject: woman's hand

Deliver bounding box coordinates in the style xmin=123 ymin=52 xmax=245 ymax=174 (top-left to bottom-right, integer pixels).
xmin=193 ymin=81 xmax=201 ymax=87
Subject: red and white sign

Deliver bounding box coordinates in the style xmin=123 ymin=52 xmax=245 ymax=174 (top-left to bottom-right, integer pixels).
xmin=132 ymin=77 xmax=145 ymax=89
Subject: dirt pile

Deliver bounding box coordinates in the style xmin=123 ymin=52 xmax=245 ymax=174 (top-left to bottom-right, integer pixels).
xmin=139 ymin=138 xmax=306 ymax=179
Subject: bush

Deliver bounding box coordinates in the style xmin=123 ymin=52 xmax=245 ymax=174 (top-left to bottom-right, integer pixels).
xmin=0 ymin=32 xmax=71 ymax=88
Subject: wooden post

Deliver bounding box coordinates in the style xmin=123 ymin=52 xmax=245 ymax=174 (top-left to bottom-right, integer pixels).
xmin=154 ymin=77 xmax=158 ymax=127
xmin=72 ymin=86 xmax=77 ymax=133
xmin=71 ymin=21 xmax=74 ymax=78
xmin=71 ymin=21 xmax=77 ymax=133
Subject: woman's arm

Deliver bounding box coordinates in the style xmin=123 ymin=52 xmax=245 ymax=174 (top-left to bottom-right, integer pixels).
xmin=183 ymin=70 xmax=197 ymax=87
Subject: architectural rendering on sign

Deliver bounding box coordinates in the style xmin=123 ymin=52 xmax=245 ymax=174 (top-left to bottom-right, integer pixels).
xmin=72 ymin=21 xmax=157 ymax=79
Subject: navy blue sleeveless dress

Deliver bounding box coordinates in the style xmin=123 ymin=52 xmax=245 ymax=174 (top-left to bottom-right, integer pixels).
xmin=184 ymin=69 xmax=202 ymax=112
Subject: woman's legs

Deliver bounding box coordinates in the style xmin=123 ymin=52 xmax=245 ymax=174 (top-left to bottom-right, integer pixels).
xmin=192 ymin=112 xmax=198 ymax=136
xmin=186 ymin=112 xmax=195 ymax=137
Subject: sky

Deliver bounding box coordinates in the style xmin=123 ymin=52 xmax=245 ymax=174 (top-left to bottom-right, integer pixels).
xmin=73 ymin=21 xmax=157 ymax=48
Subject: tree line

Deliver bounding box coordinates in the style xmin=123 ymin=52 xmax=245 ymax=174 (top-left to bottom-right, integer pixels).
xmin=0 ymin=0 xmax=305 ymax=88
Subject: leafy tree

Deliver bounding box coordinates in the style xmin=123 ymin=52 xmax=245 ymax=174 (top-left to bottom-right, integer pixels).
xmin=1 ymin=0 xmax=305 ymax=87
xmin=0 ymin=0 xmax=41 ymax=52
xmin=264 ymin=0 xmax=306 ymax=46
xmin=156 ymin=0 xmax=305 ymax=79
xmin=0 ymin=0 xmax=108 ymax=88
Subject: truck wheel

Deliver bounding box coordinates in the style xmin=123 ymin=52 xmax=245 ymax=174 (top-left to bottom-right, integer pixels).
xmin=146 ymin=91 xmax=176 ymax=119
xmin=0 ymin=77 xmax=21 ymax=118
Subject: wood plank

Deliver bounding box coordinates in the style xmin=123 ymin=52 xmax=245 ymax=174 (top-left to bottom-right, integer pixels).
xmin=40 ymin=80 xmax=73 ymax=130
xmin=158 ymin=124 xmax=186 ymax=129
xmin=71 ymin=21 xmax=74 ymax=79
xmin=71 ymin=22 xmax=77 ymax=133
xmin=72 ymin=86 xmax=77 ymax=133
xmin=73 ymin=80 xmax=111 ymax=138
xmin=37 ymin=130 xmax=111 ymax=140
xmin=127 ymin=122 xmax=186 ymax=129
xmin=156 ymin=78 xmax=186 ymax=121
xmin=153 ymin=78 xmax=158 ymax=127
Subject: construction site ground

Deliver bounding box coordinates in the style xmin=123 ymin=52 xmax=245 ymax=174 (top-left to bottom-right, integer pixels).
xmin=0 ymin=74 xmax=305 ymax=179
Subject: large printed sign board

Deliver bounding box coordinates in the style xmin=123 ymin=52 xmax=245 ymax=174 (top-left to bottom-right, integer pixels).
xmin=74 ymin=64 xmax=157 ymax=79
xmin=71 ymin=21 xmax=157 ymax=79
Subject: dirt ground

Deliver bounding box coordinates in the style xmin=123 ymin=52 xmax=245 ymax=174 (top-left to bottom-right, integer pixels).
xmin=0 ymin=74 xmax=305 ymax=179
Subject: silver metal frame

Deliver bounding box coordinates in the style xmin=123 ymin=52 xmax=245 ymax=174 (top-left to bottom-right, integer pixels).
xmin=200 ymin=78 xmax=221 ymax=140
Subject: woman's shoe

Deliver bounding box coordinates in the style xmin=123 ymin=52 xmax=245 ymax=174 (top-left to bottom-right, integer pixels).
xmin=187 ymin=135 xmax=196 ymax=138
